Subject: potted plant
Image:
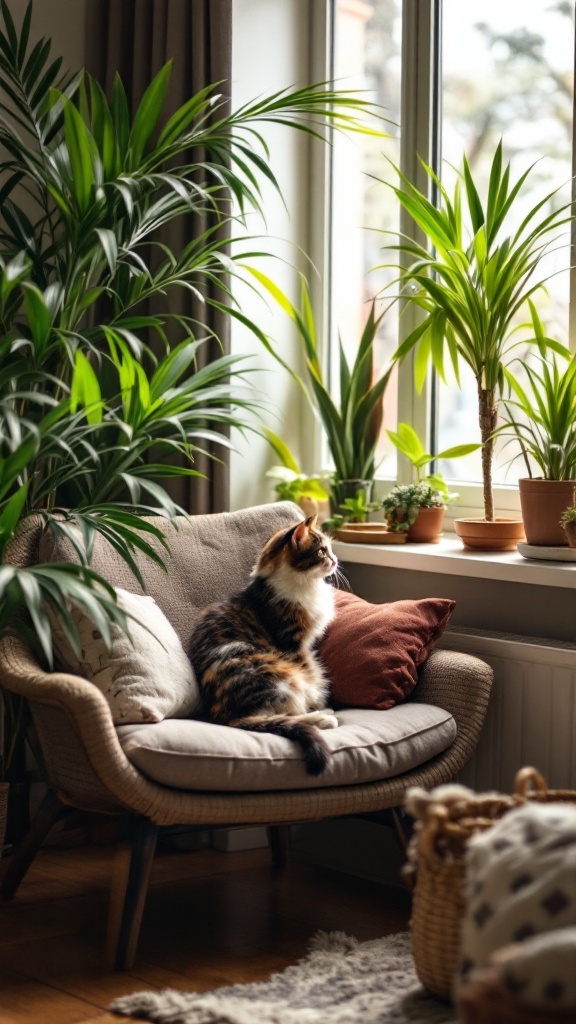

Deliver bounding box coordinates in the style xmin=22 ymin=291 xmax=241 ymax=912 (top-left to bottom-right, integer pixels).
xmin=264 ymin=430 xmax=329 ymax=516
xmin=252 ymin=278 xmax=395 ymax=514
xmin=385 ymin=422 xmax=480 ymax=541
xmin=321 ymin=488 xmax=383 ymax=539
xmin=500 ymin=345 xmax=576 ymax=546
xmin=381 ymin=481 xmax=450 ymax=541
xmin=0 ymin=4 xmax=382 ymax=838
xmin=386 ymin=142 xmax=573 ymax=550
xmin=559 ymin=507 xmax=576 ymax=549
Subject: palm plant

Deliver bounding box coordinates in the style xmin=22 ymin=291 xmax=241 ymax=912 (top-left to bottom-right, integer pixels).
xmin=385 ymin=141 xmax=573 ymax=521
xmin=0 ymin=1 xmax=385 ymax=785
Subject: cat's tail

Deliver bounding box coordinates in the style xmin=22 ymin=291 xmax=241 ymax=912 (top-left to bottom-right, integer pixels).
xmin=232 ymin=715 xmax=330 ymax=776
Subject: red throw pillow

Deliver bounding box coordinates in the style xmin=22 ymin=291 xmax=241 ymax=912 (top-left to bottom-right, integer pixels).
xmin=319 ymin=590 xmax=456 ymax=710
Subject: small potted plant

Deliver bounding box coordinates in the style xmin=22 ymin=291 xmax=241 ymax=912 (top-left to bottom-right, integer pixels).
xmin=264 ymin=430 xmax=329 ymax=516
xmin=560 ymin=507 xmax=576 ymax=549
xmin=381 ymin=481 xmax=453 ymax=542
xmin=500 ymin=345 xmax=576 ymax=546
xmin=385 ymin=142 xmax=573 ymax=550
xmin=322 ymin=488 xmax=385 ymax=541
xmin=386 ymin=423 xmax=479 ymax=541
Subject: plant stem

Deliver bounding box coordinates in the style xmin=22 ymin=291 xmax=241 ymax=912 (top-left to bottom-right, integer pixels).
xmin=478 ymin=382 xmax=498 ymax=521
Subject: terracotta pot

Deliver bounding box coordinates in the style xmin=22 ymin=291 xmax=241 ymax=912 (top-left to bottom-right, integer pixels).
xmin=407 ymin=506 xmax=445 ymax=543
xmin=454 ymin=517 xmax=525 ymax=551
xmin=519 ymin=478 xmax=576 ymax=547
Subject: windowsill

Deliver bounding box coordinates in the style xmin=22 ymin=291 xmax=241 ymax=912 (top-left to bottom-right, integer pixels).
xmin=333 ymin=533 xmax=576 ymax=589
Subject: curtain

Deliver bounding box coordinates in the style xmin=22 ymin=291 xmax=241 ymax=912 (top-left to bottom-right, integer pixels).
xmin=85 ymin=0 xmax=233 ymax=514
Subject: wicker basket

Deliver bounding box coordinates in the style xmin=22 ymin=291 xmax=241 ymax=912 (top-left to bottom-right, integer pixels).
xmin=406 ymin=767 xmax=576 ymax=1003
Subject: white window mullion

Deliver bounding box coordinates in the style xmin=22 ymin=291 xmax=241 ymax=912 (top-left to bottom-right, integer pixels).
xmin=396 ymin=0 xmax=438 ymax=484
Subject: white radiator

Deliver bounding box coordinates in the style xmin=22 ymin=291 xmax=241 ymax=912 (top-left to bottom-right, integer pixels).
xmin=438 ymin=628 xmax=576 ymax=792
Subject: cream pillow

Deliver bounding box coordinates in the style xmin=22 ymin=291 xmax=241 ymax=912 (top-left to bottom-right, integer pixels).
xmin=51 ymin=587 xmax=200 ymax=724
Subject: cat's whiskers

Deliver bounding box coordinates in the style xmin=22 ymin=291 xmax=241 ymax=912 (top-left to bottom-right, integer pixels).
xmin=328 ymin=566 xmax=351 ymax=591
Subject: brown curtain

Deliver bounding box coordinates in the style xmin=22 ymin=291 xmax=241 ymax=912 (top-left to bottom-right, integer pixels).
xmin=85 ymin=0 xmax=233 ymax=514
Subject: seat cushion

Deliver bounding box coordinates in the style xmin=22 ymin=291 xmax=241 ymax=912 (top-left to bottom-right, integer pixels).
xmin=116 ymin=703 xmax=457 ymax=791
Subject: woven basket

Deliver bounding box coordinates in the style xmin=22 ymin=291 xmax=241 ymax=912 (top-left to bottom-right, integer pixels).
xmin=406 ymin=767 xmax=576 ymax=1003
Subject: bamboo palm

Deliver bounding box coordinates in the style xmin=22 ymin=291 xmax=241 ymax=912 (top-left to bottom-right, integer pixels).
xmin=0 ymin=2 xmax=387 ymax=780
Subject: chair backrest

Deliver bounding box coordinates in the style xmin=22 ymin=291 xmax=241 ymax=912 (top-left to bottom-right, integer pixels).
xmin=10 ymin=503 xmax=303 ymax=650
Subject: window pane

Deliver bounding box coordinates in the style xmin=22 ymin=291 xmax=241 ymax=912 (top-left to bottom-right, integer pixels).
xmin=332 ymin=0 xmax=402 ymax=477
xmin=437 ymin=0 xmax=574 ymax=486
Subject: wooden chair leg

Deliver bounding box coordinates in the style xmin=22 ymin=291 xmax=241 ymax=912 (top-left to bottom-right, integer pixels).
xmin=108 ymin=817 xmax=158 ymax=970
xmin=267 ymin=824 xmax=290 ymax=870
xmin=1 ymin=789 xmax=66 ymax=899
xmin=391 ymin=806 xmax=413 ymax=854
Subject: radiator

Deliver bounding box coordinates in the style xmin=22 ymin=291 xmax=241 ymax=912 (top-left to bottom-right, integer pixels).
xmin=438 ymin=628 xmax=576 ymax=793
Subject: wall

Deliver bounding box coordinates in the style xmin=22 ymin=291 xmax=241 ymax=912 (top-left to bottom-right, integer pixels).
xmin=342 ymin=562 xmax=575 ymax=643
xmin=229 ymin=0 xmax=318 ymax=511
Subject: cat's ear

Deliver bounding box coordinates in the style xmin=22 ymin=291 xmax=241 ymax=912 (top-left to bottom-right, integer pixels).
xmin=291 ymin=518 xmax=311 ymax=549
xmin=305 ymin=514 xmax=318 ymax=529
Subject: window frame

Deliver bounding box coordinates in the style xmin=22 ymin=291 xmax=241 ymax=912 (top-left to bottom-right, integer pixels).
xmin=322 ymin=0 xmax=576 ymax=523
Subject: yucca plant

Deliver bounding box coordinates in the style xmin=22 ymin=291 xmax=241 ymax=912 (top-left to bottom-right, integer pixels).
xmin=385 ymin=141 xmax=573 ymax=520
xmin=0 ymin=1 xmax=386 ymax=787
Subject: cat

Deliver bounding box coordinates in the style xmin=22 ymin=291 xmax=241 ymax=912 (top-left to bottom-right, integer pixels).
xmin=188 ymin=516 xmax=340 ymax=776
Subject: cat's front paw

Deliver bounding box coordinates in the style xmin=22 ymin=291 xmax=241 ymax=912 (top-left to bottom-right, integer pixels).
xmin=316 ymin=713 xmax=339 ymax=730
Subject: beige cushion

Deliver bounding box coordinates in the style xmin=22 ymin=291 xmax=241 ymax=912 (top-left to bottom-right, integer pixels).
xmin=51 ymin=588 xmax=200 ymax=724
xmin=116 ymin=703 xmax=456 ymax=791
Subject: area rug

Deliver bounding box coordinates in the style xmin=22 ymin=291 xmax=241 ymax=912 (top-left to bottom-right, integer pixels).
xmin=110 ymin=930 xmax=456 ymax=1023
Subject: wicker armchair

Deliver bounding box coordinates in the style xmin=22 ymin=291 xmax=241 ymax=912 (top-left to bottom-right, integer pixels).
xmin=0 ymin=502 xmax=493 ymax=969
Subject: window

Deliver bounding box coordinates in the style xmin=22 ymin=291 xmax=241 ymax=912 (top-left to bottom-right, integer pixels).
xmin=329 ymin=0 xmax=575 ymax=513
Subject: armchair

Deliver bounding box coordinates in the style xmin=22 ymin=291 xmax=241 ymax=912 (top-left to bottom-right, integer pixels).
xmin=0 ymin=502 xmax=493 ymax=969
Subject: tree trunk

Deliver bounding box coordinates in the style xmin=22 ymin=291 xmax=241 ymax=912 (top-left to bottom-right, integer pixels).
xmin=477 ymin=383 xmax=498 ymax=522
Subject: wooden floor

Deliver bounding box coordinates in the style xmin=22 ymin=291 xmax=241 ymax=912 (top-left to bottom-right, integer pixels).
xmin=0 ymin=833 xmax=411 ymax=1024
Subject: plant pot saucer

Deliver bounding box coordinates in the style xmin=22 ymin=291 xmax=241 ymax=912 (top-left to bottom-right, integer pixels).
xmin=517 ymin=542 xmax=576 ymax=562
xmin=454 ymin=517 xmax=525 ymax=552
xmin=334 ymin=523 xmax=407 ymax=544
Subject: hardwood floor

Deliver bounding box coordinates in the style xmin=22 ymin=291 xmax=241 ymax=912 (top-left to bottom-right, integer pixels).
xmin=0 ymin=832 xmax=411 ymax=1024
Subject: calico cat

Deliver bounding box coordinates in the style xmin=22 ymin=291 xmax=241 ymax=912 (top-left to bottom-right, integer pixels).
xmin=188 ymin=516 xmax=339 ymax=776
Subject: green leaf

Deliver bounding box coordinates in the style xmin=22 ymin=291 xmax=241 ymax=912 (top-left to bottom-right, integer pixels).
xmin=63 ymin=96 xmax=95 ymax=212
xmin=70 ymin=351 xmax=102 ymax=424
xmin=263 ymin=429 xmax=301 ymax=473
xmin=128 ymin=62 xmax=172 ymax=164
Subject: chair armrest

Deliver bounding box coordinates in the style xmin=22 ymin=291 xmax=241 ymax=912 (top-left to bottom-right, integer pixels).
xmin=0 ymin=635 xmax=155 ymax=815
xmin=410 ymin=647 xmax=493 ymax=770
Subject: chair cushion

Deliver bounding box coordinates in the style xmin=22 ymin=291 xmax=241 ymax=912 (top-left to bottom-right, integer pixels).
xmin=319 ymin=590 xmax=456 ymax=710
xmin=50 ymin=587 xmax=200 ymax=724
xmin=116 ymin=703 xmax=457 ymax=791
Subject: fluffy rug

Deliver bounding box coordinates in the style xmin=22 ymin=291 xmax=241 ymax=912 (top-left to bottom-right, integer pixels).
xmin=110 ymin=930 xmax=456 ymax=1023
